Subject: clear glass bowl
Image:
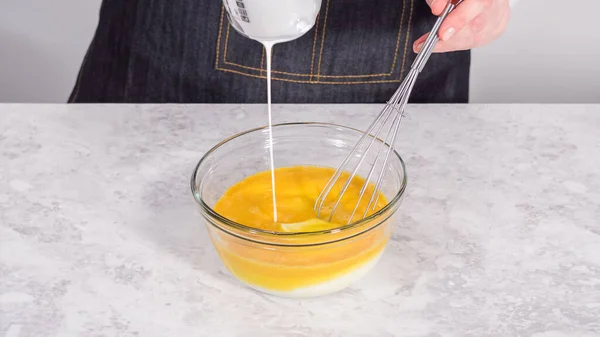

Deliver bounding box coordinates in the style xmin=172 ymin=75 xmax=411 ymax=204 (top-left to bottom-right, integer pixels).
xmin=191 ymin=123 xmax=407 ymax=297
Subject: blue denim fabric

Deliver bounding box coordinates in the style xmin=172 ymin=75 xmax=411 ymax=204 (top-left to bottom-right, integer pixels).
xmin=69 ymin=0 xmax=470 ymax=103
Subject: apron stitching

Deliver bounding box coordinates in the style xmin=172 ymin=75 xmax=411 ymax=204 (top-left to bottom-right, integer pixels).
xmin=216 ymin=0 xmax=409 ymax=83
xmin=225 ymin=23 xmax=275 ymax=74
xmin=260 ymin=48 xmax=265 ymax=76
xmin=224 ymin=52 xmax=401 ymax=78
xmin=216 ymin=67 xmax=402 ymax=84
xmin=316 ymin=0 xmax=331 ymax=80
xmin=224 ymin=22 xmax=232 ymax=62
xmin=223 ymin=64 xmax=405 ymax=78
xmin=399 ymin=0 xmax=415 ymax=79
xmin=221 ymin=4 xmax=405 ymax=78
xmin=215 ymin=5 xmax=225 ymax=70
xmin=224 ymin=60 xmax=401 ymax=78
xmin=388 ymin=0 xmax=408 ymax=76
xmin=309 ymin=12 xmax=321 ymax=82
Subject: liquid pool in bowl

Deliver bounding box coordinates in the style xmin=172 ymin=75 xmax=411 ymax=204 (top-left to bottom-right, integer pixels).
xmin=191 ymin=123 xmax=407 ymax=297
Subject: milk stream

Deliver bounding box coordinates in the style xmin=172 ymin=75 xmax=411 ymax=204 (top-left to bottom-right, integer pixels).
xmin=222 ymin=0 xmax=321 ymax=223
xmin=263 ymin=42 xmax=278 ymax=223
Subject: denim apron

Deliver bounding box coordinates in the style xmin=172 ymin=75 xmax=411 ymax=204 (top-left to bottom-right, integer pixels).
xmin=69 ymin=0 xmax=470 ymax=103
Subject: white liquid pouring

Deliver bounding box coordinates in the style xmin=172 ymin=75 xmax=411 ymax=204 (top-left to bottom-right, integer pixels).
xmin=263 ymin=41 xmax=278 ymax=223
xmin=222 ymin=0 xmax=321 ymax=223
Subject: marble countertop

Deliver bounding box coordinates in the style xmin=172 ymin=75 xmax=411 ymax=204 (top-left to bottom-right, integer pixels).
xmin=1 ymin=104 xmax=599 ymax=337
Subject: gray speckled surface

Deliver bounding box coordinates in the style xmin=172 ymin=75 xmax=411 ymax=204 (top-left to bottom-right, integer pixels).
xmin=1 ymin=104 xmax=599 ymax=337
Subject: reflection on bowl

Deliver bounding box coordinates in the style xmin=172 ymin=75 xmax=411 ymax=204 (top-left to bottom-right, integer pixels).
xmin=191 ymin=123 xmax=407 ymax=297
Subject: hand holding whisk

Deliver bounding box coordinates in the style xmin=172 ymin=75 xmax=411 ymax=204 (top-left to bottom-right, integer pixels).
xmin=314 ymin=0 xmax=463 ymax=224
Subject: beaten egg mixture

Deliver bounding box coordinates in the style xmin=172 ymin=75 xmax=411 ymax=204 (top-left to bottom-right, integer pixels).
xmin=212 ymin=166 xmax=390 ymax=295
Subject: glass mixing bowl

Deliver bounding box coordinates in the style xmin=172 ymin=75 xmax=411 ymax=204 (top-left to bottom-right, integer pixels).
xmin=191 ymin=123 xmax=407 ymax=297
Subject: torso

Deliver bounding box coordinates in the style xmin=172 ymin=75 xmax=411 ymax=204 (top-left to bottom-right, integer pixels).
xmin=69 ymin=0 xmax=470 ymax=103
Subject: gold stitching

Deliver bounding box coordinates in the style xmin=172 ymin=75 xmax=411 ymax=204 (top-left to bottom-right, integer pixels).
xmin=221 ymin=1 xmax=406 ymax=78
xmin=388 ymin=0 xmax=407 ymax=75
xmin=224 ymin=29 xmax=404 ymax=77
xmin=223 ymin=60 xmax=401 ymax=78
xmin=223 ymin=11 xmax=404 ymax=79
xmin=260 ymin=48 xmax=265 ymax=76
xmin=316 ymin=0 xmax=330 ymax=80
xmin=216 ymin=66 xmax=402 ymax=84
xmin=224 ymin=22 xmax=231 ymax=62
xmin=217 ymin=0 xmax=412 ymax=83
xmin=309 ymin=12 xmax=320 ymax=82
xmin=399 ymin=0 xmax=414 ymax=79
xmin=215 ymin=5 xmax=225 ymax=70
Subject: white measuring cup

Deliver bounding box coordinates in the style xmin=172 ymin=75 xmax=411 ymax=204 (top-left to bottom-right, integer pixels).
xmin=222 ymin=0 xmax=322 ymax=43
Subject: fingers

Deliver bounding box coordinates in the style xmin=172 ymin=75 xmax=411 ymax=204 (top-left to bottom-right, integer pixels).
xmin=414 ymin=3 xmax=508 ymax=54
xmin=439 ymin=0 xmax=493 ymax=41
xmin=432 ymin=24 xmax=478 ymax=52
xmin=413 ymin=26 xmax=475 ymax=54
xmin=425 ymin=0 xmax=450 ymax=16
xmin=415 ymin=0 xmax=509 ymax=53
xmin=412 ymin=33 xmax=429 ymax=53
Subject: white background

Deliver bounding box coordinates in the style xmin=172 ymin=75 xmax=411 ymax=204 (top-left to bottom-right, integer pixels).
xmin=0 ymin=0 xmax=598 ymax=103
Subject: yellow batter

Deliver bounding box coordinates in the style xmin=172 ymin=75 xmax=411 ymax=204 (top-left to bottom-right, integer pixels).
xmin=212 ymin=165 xmax=390 ymax=292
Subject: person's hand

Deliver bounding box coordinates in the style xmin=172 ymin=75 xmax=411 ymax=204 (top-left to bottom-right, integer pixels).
xmin=413 ymin=0 xmax=510 ymax=53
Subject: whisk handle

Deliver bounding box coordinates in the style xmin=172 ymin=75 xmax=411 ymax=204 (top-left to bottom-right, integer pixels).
xmin=412 ymin=0 xmax=463 ymax=73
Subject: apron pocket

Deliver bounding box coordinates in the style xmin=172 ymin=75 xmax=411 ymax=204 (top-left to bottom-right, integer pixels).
xmin=215 ymin=0 xmax=415 ymax=85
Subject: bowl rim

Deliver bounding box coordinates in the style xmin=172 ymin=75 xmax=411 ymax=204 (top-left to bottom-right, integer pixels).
xmin=190 ymin=122 xmax=407 ymax=240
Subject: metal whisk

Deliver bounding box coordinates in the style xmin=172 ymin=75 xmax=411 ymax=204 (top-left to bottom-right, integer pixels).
xmin=314 ymin=0 xmax=462 ymax=224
